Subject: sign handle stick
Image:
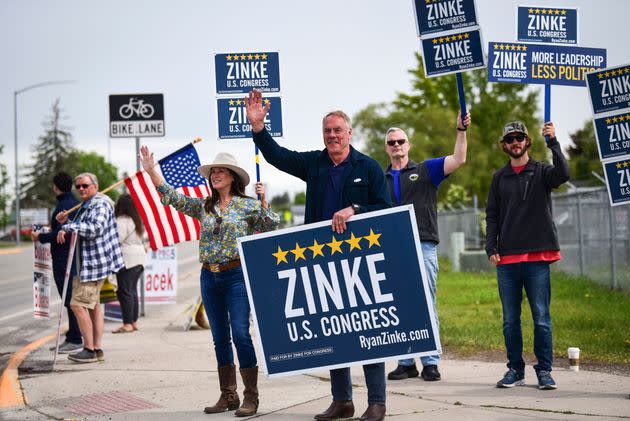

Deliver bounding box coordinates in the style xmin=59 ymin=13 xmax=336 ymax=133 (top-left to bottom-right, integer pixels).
xmin=456 ymin=73 xmax=468 ymax=125
xmin=544 ymin=84 xmax=551 ymax=143
xmin=255 ymin=145 xmax=261 ymax=200
xmin=52 ymin=231 xmax=77 ymax=371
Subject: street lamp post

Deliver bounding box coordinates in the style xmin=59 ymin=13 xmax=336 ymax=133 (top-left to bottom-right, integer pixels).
xmin=13 ymin=80 xmax=75 ymax=245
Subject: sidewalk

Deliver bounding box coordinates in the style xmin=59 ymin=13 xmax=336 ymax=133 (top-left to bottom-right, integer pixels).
xmin=6 ymin=301 xmax=630 ymax=421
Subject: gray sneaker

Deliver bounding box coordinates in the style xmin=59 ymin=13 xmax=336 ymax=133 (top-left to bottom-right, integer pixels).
xmin=58 ymin=341 xmax=83 ymax=354
xmin=95 ymin=349 xmax=105 ymax=362
xmin=68 ymin=349 xmax=97 ymax=363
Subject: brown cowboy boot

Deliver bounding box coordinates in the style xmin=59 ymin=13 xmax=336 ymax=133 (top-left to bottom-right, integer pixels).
xmin=235 ymin=366 xmax=259 ymax=417
xmin=203 ymin=364 xmax=240 ymax=413
xmin=314 ymin=400 xmax=354 ymax=420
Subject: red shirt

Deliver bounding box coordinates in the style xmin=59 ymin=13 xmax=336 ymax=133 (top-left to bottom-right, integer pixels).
xmin=496 ymin=164 xmax=561 ymax=266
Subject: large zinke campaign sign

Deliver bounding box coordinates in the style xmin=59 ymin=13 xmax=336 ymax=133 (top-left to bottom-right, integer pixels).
xmin=238 ymin=206 xmax=440 ymax=377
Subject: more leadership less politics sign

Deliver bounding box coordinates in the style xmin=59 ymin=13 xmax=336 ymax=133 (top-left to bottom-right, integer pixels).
xmin=516 ymin=5 xmax=578 ymax=44
xmin=215 ymin=52 xmax=281 ymax=95
xmin=487 ymin=42 xmax=606 ymax=87
xmin=238 ymin=206 xmax=440 ymax=377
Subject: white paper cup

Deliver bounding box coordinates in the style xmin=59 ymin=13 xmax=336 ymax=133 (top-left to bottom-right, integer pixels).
xmin=568 ymin=347 xmax=580 ymax=371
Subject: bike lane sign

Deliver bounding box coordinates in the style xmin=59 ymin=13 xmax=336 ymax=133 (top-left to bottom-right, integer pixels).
xmin=217 ymin=96 xmax=283 ymax=139
xmin=109 ymin=93 xmax=165 ymax=138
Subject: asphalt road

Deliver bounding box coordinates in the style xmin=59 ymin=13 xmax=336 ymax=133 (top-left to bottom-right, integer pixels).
xmin=0 ymin=241 xmax=201 ymax=382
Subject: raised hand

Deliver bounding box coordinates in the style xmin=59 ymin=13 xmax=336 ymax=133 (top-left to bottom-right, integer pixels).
xmin=140 ymin=145 xmax=156 ymax=172
xmin=244 ymin=89 xmax=270 ymax=134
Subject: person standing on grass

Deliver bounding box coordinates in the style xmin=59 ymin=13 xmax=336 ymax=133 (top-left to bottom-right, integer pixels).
xmin=384 ymin=110 xmax=471 ymax=383
xmin=486 ymin=121 xmax=569 ymax=390
xmin=112 ymin=194 xmax=146 ymax=334
xmin=57 ymin=173 xmax=125 ymax=364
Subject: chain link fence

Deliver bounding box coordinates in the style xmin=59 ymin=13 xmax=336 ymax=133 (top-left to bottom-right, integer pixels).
xmin=437 ymin=188 xmax=630 ymax=290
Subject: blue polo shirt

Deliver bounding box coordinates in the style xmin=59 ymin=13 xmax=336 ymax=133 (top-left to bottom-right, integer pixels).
xmin=322 ymin=157 xmax=350 ymax=220
xmin=389 ymin=157 xmax=446 ymax=205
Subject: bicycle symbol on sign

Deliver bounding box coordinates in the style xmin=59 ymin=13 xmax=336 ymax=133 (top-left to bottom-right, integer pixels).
xmin=119 ymin=97 xmax=155 ymax=119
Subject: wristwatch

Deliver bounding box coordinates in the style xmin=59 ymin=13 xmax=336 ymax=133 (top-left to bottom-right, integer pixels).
xmin=351 ymin=203 xmax=361 ymax=214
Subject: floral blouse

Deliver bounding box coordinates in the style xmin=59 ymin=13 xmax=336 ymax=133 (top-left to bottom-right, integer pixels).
xmin=156 ymin=182 xmax=279 ymax=264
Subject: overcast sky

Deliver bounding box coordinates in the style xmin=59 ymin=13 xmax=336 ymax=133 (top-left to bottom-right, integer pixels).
xmin=1 ymin=0 xmax=628 ymax=200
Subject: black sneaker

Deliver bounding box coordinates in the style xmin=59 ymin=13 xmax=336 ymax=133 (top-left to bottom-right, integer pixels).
xmin=421 ymin=365 xmax=441 ymax=381
xmin=387 ymin=364 xmax=419 ymax=380
xmin=68 ymin=349 xmax=97 ymax=363
xmin=496 ymin=368 xmax=525 ymax=388
xmin=95 ymin=349 xmax=105 ymax=362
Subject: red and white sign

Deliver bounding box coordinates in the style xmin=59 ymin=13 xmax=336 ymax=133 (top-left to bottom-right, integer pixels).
xmin=33 ymin=239 xmax=53 ymax=318
xmin=143 ymin=246 xmax=178 ymax=304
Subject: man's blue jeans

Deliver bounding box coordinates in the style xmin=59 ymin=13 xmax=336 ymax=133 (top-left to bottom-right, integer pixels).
xmin=399 ymin=241 xmax=440 ymax=367
xmin=200 ymin=267 xmax=257 ymax=369
xmin=497 ymin=261 xmax=553 ymax=373
xmin=330 ymin=363 xmax=385 ymax=404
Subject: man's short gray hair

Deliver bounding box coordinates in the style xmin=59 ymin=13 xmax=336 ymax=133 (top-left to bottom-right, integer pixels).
xmin=75 ymin=172 xmax=98 ymax=187
xmin=385 ymin=127 xmax=408 ymax=143
xmin=322 ymin=110 xmax=352 ymax=130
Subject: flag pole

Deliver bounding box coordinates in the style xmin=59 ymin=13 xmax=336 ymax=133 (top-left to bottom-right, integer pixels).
xmin=60 ymin=137 xmax=204 ymax=217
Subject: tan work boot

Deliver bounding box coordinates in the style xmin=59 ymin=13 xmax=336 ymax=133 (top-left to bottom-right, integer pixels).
xmin=235 ymin=366 xmax=259 ymax=417
xmin=204 ymin=364 xmax=240 ymax=414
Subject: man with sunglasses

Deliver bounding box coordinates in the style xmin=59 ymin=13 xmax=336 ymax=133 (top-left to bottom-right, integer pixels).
xmin=56 ymin=173 xmax=124 ymax=363
xmin=486 ymin=121 xmax=569 ymax=390
xmin=384 ymin=111 xmax=471 ymax=383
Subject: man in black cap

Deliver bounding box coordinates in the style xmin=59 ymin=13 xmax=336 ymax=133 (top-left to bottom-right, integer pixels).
xmin=486 ymin=121 xmax=569 ymax=390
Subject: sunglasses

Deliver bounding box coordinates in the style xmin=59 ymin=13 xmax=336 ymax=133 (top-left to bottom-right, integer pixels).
xmin=386 ymin=139 xmax=406 ymax=147
xmin=213 ymin=216 xmax=223 ymax=236
xmin=75 ymin=183 xmax=92 ymax=190
xmin=502 ymin=134 xmax=526 ymax=144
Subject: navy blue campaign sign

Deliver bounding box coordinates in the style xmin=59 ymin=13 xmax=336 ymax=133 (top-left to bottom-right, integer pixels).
xmin=421 ymin=28 xmax=485 ymax=77
xmin=238 ymin=206 xmax=439 ymax=377
xmin=413 ymin=0 xmax=478 ymax=36
xmin=516 ymin=6 xmax=578 ymax=45
xmin=603 ymin=157 xmax=630 ymax=206
xmin=593 ymin=111 xmax=630 ymax=160
xmin=487 ymin=42 xmax=606 ymax=87
xmin=586 ymin=64 xmax=630 ymax=115
xmin=217 ymin=96 xmax=283 ymax=139
xmin=214 ymin=52 xmax=280 ymax=95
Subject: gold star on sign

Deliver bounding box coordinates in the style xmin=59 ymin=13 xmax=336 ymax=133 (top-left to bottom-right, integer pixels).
xmin=516 ymin=45 xmax=522 ymax=51
xmin=240 ymin=54 xmax=246 ymax=60
xmin=458 ymin=34 xmax=463 ymax=40
xmin=261 ymin=53 xmax=268 ymax=59
xmin=597 ymin=73 xmax=604 ymax=79
xmin=624 ymin=162 xmax=629 ymax=167
xmin=263 ymin=99 xmax=270 ymax=105
xmin=511 ymin=45 xmax=517 ymax=51
xmin=233 ymin=55 xmax=239 ymax=61
xmin=613 ymin=117 xmax=618 ymax=123
xmin=229 ymin=100 xmax=235 ymax=106
xmin=290 ymin=242 xmax=307 ymax=261
xmin=499 ymin=44 xmax=505 ymax=50
xmin=327 ymin=235 xmax=344 ymax=255
xmin=535 ymin=8 xmax=540 ymax=13
xmin=272 ymin=246 xmax=288 ymax=265
xmin=561 ymin=9 xmax=566 ymax=15
xmin=493 ymin=43 xmax=499 ymax=50
xmin=522 ymin=45 xmax=527 ymax=51
xmin=620 ymin=116 xmax=626 ymax=122
xmin=433 ymin=39 xmax=438 ymax=44
xmin=541 ymin=8 xmax=547 ymax=14
xmin=254 ymin=54 xmax=260 ymax=59
xmin=439 ymin=37 xmax=444 ymax=43
xmin=528 ymin=8 xmax=534 ymax=13
xmin=554 ymin=9 xmax=560 ymax=15
xmin=226 ymin=54 xmax=232 ymax=61
xmin=606 ymin=118 xmax=612 ymax=124
xmin=605 ymin=71 xmax=610 ymax=78
xmin=611 ymin=70 xmax=617 ymax=76
xmin=308 ymin=239 xmax=325 ymax=258
xmin=617 ymin=163 xmax=623 ymax=169
xmin=464 ymin=33 xmax=470 ymax=39
xmin=247 ymin=54 xmax=253 ymax=60
xmin=624 ymin=68 xmax=630 ymax=74
xmin=345 ymin=233 xmax=362 ymax=251
xmin=236 ymin=99 xmax=242 ymax=105
xmin=425 ymin=0 xmax=430 ymax=3
xmin=363 ymin=229 xmax=382 ymax=248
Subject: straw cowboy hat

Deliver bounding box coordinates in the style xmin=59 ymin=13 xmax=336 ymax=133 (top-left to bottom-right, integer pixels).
xmin=197 ymin=152 xmax=250 ymax=188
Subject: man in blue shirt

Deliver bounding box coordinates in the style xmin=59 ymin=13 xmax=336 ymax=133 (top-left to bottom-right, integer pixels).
xmin=245 ymin=89 xmax=391 ymax=421
xmin=385 ymin=111 xmax=470 ymax=382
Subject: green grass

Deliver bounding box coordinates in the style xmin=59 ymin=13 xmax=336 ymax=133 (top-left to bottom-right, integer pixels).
xmin=437 ymin=266 xmax=630 ymax=365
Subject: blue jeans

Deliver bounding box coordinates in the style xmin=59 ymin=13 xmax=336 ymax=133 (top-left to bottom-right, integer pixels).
xmin=200 ymin=267 xmax=257 ymax=369
xmin=330 ymin=363 xmax=385 ymax=404
xmin=399 ymin=241 xmax=440 ymax=367
xmin=497 ymin=261 xmax=553 ymax=373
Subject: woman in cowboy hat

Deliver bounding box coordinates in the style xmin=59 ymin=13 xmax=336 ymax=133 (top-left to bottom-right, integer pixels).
xmin=140 ymin=146 xmax=279 ymax=417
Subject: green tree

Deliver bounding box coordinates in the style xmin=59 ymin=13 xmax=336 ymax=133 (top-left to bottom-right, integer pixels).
xmin=566 ymin=119 xmax=602 ymax=185
xmin=65 ymin=150 xmax=120 ymax=201
xmin=294 ymin=191 xmax=306 ymax=205
xmin=21 ymin=99 xmax=75 ymax=208
xmin=270 ymin=191 xmax=291 ymax=210
xmin=0 ymin=145 xmax=10 ymax=231
xmin=353 ymin=56 xmax=547 ymax=206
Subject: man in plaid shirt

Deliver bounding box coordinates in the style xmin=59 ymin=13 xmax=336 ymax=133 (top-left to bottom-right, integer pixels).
xmin=57 ymin=172 xmax=124 ymax=363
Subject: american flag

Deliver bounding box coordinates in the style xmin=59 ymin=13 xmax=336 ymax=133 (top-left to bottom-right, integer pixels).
xmin=125 ymin=144 xmax=211 ymax=250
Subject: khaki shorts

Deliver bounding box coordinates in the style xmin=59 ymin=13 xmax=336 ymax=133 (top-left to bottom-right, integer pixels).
xmin=70 ymin=276 xmax=105 ymax=310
